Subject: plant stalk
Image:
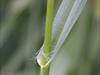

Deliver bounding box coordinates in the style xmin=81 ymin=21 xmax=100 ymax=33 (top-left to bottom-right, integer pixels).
xmin=44 ymin=0 xmax=54 ymax=56
xmin=40 ymin=0 xmax=54 ymax=75
xmin=40 ymin=65 xmax=50 ymax=75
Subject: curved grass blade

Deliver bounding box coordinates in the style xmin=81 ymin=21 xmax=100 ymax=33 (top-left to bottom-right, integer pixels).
xmin=47 ymin=0 xmax=87 ymax=66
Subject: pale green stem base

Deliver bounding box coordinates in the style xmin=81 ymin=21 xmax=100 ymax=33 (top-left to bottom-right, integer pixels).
xmin=40 ymin=65 xmax=50 ymax=75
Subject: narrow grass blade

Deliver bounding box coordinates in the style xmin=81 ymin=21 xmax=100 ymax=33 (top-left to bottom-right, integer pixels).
xmin=48 ymin=0 xmax=87 ymax=65
xmin=52 ymin=0 xmax=74 ymax=46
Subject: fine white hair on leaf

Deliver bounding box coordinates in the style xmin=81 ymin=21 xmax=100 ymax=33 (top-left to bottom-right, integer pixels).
xmin=52 ymin=0 xmax=74 ymax=38
xmin=36 ymin=0 xmax=87 ymax=67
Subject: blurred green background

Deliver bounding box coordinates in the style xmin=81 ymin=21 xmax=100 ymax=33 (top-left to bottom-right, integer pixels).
xmin=0 ymin=0 xmax=100 ymax=75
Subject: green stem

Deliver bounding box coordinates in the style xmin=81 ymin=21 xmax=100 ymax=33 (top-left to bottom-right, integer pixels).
xmin=40 ymin=0 xmax=54 ymax=75
xmin=44 ymin=0 xmax=54 ymax=56
xmin=40 ymin=65 xmax=50 ymax=75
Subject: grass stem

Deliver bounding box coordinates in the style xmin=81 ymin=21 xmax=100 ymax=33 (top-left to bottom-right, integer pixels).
xmin=44 ymin=0 xmax=54 ymax=56
xmin=40 ymin=65 xmax=50 ymax=75
xmin=40 ymin=0 xmax=54 ymax=75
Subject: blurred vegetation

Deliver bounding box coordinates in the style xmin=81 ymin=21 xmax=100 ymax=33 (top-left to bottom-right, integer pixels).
xmin=0 ymin=0 xmax=100 ymax=75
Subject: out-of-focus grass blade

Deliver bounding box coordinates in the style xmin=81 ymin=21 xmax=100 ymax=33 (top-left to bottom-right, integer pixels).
xmin=8 ymin=0 xmax=33 ymax=16
xmin=0 ymin=0 xmax=43 ymax=75
xmin=0 ymin=0 xmax=33 ymax=47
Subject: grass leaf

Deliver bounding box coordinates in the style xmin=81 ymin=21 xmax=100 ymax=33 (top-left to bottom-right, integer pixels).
xmin=47 ymin=0 xmax=87 ymax=65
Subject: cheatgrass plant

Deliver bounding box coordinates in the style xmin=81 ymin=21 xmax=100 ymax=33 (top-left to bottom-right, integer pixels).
xmin=36 ymin=0 xmax=88 ymax=75
xmin=0 ymin=0 xmax=99 ymax=75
